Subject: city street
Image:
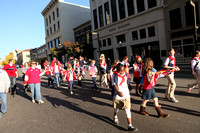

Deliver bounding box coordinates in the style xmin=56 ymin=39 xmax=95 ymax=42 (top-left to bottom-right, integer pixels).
xmin=0 ymin=69 xmax=199 ymax=133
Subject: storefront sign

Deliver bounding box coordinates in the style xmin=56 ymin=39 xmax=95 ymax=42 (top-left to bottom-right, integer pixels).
xmin=109 ymin=23 xmax=131 ymax=32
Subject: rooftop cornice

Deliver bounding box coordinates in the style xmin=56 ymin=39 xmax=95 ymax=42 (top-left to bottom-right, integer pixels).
xmin=41 ymin=0 xmax=58 ymax=16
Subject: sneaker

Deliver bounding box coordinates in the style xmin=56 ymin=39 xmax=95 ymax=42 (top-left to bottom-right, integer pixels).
xmin=113 ymin=116 xmax=119 ymax=125
xmin=170 ymin=98 xmax=178 ymax=103
xmin=70 ymin=91 xmax=73 ymax=95
xmin=38 ymin=100 xmax=44 ymax=104
xmin=128 ymin=125 xmax=138 ymax=132
xmin=32 ymin=100 xmax=36 ymax=103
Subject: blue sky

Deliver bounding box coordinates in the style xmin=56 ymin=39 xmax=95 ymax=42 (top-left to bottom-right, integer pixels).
xmin=0 ymin=0 xmax=90 ymax=60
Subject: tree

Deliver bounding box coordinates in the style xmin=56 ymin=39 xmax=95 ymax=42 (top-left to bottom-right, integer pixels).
xmin=49 ymin=48 xmax=59 ymax=57
xmin=1 ymin=52 xmax=16 ymax=66
xmin=62 ymin=41 xmax=83 ymax=57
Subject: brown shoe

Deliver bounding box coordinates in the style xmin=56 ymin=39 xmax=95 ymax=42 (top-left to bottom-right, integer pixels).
xmin=155 ymin=106 xmax=170 ymax=118
xmin=139 ymin=105 xmax=149 ymax=116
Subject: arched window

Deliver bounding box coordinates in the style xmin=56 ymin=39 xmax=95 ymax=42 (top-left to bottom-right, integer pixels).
xmin=57 ymin=8 xmax=59 ymax=17
xmin=53 ymin=12 xmax=55 ymax=20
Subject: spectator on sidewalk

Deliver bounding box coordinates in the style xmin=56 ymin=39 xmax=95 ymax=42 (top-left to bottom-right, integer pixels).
xmin=3 ymin=59 xmax=18 ymax=95
xmin=0 ymin=69 xmax=10 ymax=119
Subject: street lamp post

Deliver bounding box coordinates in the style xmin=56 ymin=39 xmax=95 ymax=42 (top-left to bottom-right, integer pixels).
xmin=190 ymin=0 xmax=199 ymax=51
xmin=92 ymin=32 xmax=101 ymax=57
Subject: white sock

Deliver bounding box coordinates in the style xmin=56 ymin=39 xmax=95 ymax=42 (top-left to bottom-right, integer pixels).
xmin=128 ymin=124 xmax=132 ymax=127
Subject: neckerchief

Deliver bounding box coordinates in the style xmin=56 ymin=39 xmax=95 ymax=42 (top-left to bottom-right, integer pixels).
xmin=116 ymin=72 xmax=126 ymax=86
xmin=169 ymin=56 xmax=176 ymax=66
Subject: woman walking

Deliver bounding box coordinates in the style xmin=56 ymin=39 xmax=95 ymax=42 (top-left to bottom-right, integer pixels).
xmin=25 ymin=61 xmax=45 ymax=104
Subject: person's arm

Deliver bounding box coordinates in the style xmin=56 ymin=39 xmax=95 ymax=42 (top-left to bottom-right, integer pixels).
xmin=191 ymin=60 xmax=198 ymax=78
xmin=113 ymin=74 xmax=124 ymax=97
xmin=39 ymin=70 xmax=46 ymax=76
xmin=149 ymin=73 xmax=155 ymax=84
xmin=16 ymin=71 xmax=18 ymax=78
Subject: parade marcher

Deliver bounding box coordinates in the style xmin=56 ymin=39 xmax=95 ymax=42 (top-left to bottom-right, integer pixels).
xmin=22 ymin=62 xmax=30 ymax=92
xmin=121 ymin=56 xmax=132 ymax=91
xmin=45 ymin=61 xmax=54 ymax=88
xmin=139 ymin=58 xmax=170 ymax=118
xmin=51 ymin=57 xmax=58 ymax=67
xmin=164 ymin=48 xmax=180 ymax=103
xmin=73 ymin=58 xmax=77 ymax=70
xmin=3 ymin=59 xmax=18 ymax=95
xmin=99 ymin=54 xmax=109 ymax=88
xmin=0 ymin=69 xmax=10 ymax=120
xmin=52 ymin=61 xmax=61 ymax=87
xmin=133 ymin=56 xmax=144 ymax=96
xmin=25 ymin=61 xmax=45 ymax=104
xmin=64 ymin=64 xmax=77 ymax=94
xmin=79 ymin=56 xmax=86 ymax=78
xmin=112 ymin=63 xmax=138 ymax=131
xmin=43 ymin=60 xmax=48 ymax=68
xmin=75 ymin=61 xmax=83 ymax=86
xmin=187 ymin=50 xmax=200 ymax=94
xmin=89 ymin=60 xmax=98 ymax=91
xmin=110 ymin=60 xmax=120 ymax=96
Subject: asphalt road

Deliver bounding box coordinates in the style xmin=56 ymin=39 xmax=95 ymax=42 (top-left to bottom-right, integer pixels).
xmin=0 ymin=69 xmax=199 ymax=133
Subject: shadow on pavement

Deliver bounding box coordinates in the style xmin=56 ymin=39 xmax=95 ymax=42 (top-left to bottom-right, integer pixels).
xmin=43 ymin=95 xmax=127 ymax=131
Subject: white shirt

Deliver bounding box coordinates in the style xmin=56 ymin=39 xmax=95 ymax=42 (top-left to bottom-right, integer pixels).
xmin=54 ymin=66 xmax=59 ymax=73
xmin=0 ymin=69 xmax=10 ymax=92
xmin=191 ymin=58 xmax=200 ymax=71
xmin=114 ymin=74 xmax=130 ymax=100
xmin=69 ymin=70 xmax=73 ymax=81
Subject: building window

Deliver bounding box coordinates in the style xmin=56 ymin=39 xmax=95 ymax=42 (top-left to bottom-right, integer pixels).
xmin=54 ymin=24 xmax=56 ymax=32
xmin=132 ymin=31 xmax=138 ymax=40
xmin=107 ymin=38 xmax=111 ymax=46
xmin=47 ymin=29 xmax=49 ymax=36
xmin=57 ymin=21 xmax=60 ymax=29
xmin=139 ymin=28 xmax=146 ymax=39
xmin=116 ymin=34 xmax=126 ymax=44
xmin=93 ymin=9 xmax=98 ymax=29
xmin=50 ymin=27 xmax=52 ymax=34
xmin=57 ymin=8 xmax=59 ymax=17
xmin=53 ymin=12 xmax=55 ymax=20
xmin=137 ymin=0 xmax=145 ymax=13
xmin=102 ymin=39 xmax=106 ymax=47
xmin=56 ymin=38 xmax=60 ymax=47
xmin=104 ymin=2 xmax=110 ymax=25
xmin=98 ymin=6 xmax=104 ymax=27
xmin=169 ymin=8 xmax=182 ymax=30
xmin=148 ymin=26 xmax=155 ymax=37
xmin=54 ymin=39 xmax=58 ymax=48
xmin=48 ymin=42 xmax=52 ymax=49
xmin=111 ymin=0 xmax=118 ymax=22
xmin=148 ymin=0 xmax=157 ymax=9
xmin=46 ymin=18 xmax=48 ymax=26
xmin=118 ymin=0 xmax=126 ymax=19
xmin=127 ymin=0 xmax=135 ymax=16
xmin=49 ymin=15 xmax=51 ymax=24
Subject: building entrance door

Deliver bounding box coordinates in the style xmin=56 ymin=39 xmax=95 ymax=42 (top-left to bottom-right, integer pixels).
xmin=117 ymin=47 xmax=127 ymax=61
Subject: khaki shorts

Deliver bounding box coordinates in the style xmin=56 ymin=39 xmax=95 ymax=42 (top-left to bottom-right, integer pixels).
xmin=113 ymin=98 xmax=131 ymax=109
